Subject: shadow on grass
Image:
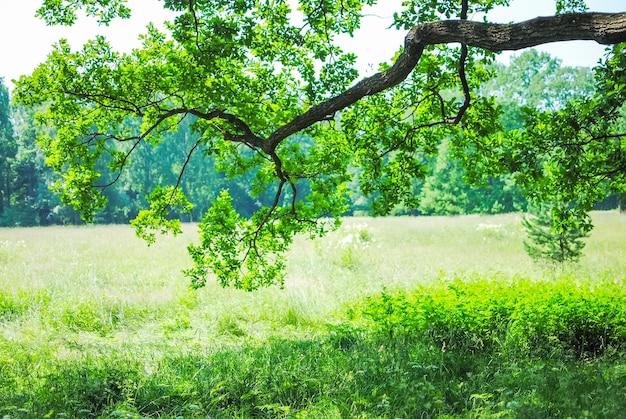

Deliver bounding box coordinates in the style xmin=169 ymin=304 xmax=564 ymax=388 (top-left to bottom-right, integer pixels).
xmin=2 ymin=325 xmax=626 ymax=418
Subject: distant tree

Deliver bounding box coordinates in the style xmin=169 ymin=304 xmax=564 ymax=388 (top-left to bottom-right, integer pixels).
xmin=484 ymin=45 xmax=626 ymax=233
xmin=419 ymin=139 xmax=524 ymax=215
xmin=522 ymin=202 xmax=591 ymax=264
xmin=0 ymin=79 xmax=17 ymax=221
xmin=13 ymin=0 xmax=626 ymax=289
xmin=5 ymin=104 xmax=81 ymax=226
xmin=419 ymin=50 xmax=594 ymax=216
xmin=418 ymin=140 xmax=470 ymax=215
xmin=481 ymin=50 xmax=595 ymax=110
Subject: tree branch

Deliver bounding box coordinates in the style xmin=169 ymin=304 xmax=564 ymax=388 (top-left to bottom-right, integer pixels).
xmin=269 ymin=12 xmax=626 ymax=146
xmin=454 ymin=0 xmax=471 ymax=124
xmin=411 ymin=12 xmax=626 ymax=51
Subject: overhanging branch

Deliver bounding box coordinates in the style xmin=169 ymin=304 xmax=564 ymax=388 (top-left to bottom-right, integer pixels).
xmin=269 ymin=12 xmax=626 ymax=147
xmin=408 ymin=12 xmax=626 ymax=52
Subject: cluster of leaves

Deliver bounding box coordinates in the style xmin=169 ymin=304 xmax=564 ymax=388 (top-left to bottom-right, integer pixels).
xmin=36 ymin=0 xmax=131 ymax=25
xmin=16 ymin=0 xmax=376 ymax=289
xmin=392 ymin=0 xmax=510 ymax=29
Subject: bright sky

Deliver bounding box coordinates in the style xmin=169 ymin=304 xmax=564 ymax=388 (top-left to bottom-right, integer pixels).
xmin=0 ymin=0 xmax=624 ymax=88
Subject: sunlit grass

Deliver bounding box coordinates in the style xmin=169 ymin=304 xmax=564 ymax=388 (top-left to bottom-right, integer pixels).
xmin=0 ymin=211 xmax=625 ymax=416
xmin=1 ymin=212 xmax=625 ymax=347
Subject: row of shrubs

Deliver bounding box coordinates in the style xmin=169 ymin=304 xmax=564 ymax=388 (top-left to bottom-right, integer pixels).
xmin=354 ymin=274 xmax=626 ymax=358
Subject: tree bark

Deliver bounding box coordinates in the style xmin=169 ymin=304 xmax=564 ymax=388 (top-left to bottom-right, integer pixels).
xmin=406 ymin=12 xmax=626 ymax=54
xmin=268 ymin=12 xmax=626 ymax=147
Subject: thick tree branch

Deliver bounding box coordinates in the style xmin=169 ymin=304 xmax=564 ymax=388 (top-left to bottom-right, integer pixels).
xmin=269 ymin=12 xmax=626 ymax=147
xmin=268 ymin=47 xmax=423 ymax=147
xmin=410 ymin=12 xmax=626 ymax=52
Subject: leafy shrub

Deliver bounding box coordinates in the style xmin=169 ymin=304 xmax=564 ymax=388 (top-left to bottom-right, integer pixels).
xmin=355 ymin=275 xmax=626 ymax=357
xmin=507 ymin=279 xmax=626 ymax=356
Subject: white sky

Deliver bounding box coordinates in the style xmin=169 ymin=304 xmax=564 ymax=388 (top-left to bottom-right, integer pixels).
xmin=0 ymin=0 xmax=624 ymax=87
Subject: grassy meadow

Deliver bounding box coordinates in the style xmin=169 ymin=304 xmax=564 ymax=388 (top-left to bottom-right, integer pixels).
xmin=1 ymin=211 xmax=626 ymax=417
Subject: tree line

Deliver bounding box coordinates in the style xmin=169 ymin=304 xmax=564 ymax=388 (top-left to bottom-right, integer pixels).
xmin=0 ymin=49 xmax=620 ymax=227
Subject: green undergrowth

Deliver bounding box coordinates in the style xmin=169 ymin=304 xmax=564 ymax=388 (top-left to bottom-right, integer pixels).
xmin=2 ymin=274 xmax=626 ymax=418
xmin=353 ymin=274 xmax=626 ymax=359
xmin=1 ymin=215 xmax=625 ymax=416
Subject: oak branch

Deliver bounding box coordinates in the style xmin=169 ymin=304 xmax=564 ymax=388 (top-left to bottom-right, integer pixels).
xmin=268 ymin=12 xmax=626 ymax=147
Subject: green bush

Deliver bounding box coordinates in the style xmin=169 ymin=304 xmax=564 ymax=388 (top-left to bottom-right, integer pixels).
xmin=355 ymin=275 xmax=626 ymax=357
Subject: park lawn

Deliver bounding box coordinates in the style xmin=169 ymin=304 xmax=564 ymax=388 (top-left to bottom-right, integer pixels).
xmin=0 ymin=211 xmax=625 ymax=417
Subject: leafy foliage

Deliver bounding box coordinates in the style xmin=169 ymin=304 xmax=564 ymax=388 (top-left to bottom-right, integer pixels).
xmin=36 ymin=0 xmax=131 ymax=25
xmin=555 ymin=0 xmax=588 ymax=14
xmin=356 ymin=274 xmax=626 ymax=358
xmin=11 ymin=0 xmax=626 ymax=288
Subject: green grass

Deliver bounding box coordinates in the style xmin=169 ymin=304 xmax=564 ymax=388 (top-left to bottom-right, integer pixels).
xmin=0 ymin=212 xmax=625 ymax=417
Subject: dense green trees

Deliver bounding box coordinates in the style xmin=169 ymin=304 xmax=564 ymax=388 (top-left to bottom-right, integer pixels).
xmin=0 ymin=98 xmax=271 ymax=225
xmin=9 ymin=0 xmax=626 ymax=288
xmin=418 ymin=50 xmax=598 ymax=217
xmin=0 ymin=102 xmax=79 ymax=226
xmin=2 ymin=51 xmax=601 ymax=222
xmin=0 ymin=80 xmax=16 ymax=219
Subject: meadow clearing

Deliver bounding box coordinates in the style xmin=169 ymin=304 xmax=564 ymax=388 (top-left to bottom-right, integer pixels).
xmin=0 ymin=211 xmax=625 ymax=417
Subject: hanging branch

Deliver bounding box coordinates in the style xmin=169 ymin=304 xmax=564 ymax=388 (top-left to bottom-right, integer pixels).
xmin=454 ymin=0 xmax=471 ymax=124
xmin=268 ymin=12 xmax=626 ymax=147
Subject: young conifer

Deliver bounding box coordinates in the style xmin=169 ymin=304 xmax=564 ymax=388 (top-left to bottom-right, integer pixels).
xmin=522 ymin=202 xmax=591 ymax=264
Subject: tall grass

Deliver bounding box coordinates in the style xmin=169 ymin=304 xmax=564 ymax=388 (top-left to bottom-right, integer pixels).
xmin=0 ymin=212 xmax=625 ymax=417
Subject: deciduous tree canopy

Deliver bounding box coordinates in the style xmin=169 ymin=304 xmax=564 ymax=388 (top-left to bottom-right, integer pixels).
xmin=14 ymin=0 xmax=626 ymax=289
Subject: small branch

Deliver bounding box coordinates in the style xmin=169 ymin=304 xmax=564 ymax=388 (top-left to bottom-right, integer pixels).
xmin=461 ymin=0 xmax=468 ymax=20
xmin=591 ymin=132 xmax=626 ymax=142
xmin=188 ymin=0 xmax=207 ymax=55
xmin=91 ymin=107 xmax=267 ymax=191
xmin=454 ymin=0 xmax=471 ymax=124
xmin=167 ymin=138 xmax=203 ymax=207
xmin=69 ymin=91 xmax=145 ymax=116
xmin=94 ymin=137 xmax=142 ymax=188
xmin=241 ymin=179 xmax=286 ymax=261
xmin=379 ymin=120 xmax=449 ymax=158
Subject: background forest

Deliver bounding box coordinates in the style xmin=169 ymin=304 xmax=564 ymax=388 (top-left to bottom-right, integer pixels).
xmin=1 ymin=49 xmax=622 ymax=227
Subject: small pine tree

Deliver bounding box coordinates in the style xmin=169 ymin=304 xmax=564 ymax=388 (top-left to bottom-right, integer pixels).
xmin=522 ymin=203 xmax=591 ymax=264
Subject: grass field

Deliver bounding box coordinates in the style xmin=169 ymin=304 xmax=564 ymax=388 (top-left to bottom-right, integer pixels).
xmin=1 ymin=211 xmax=625 ymax=417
